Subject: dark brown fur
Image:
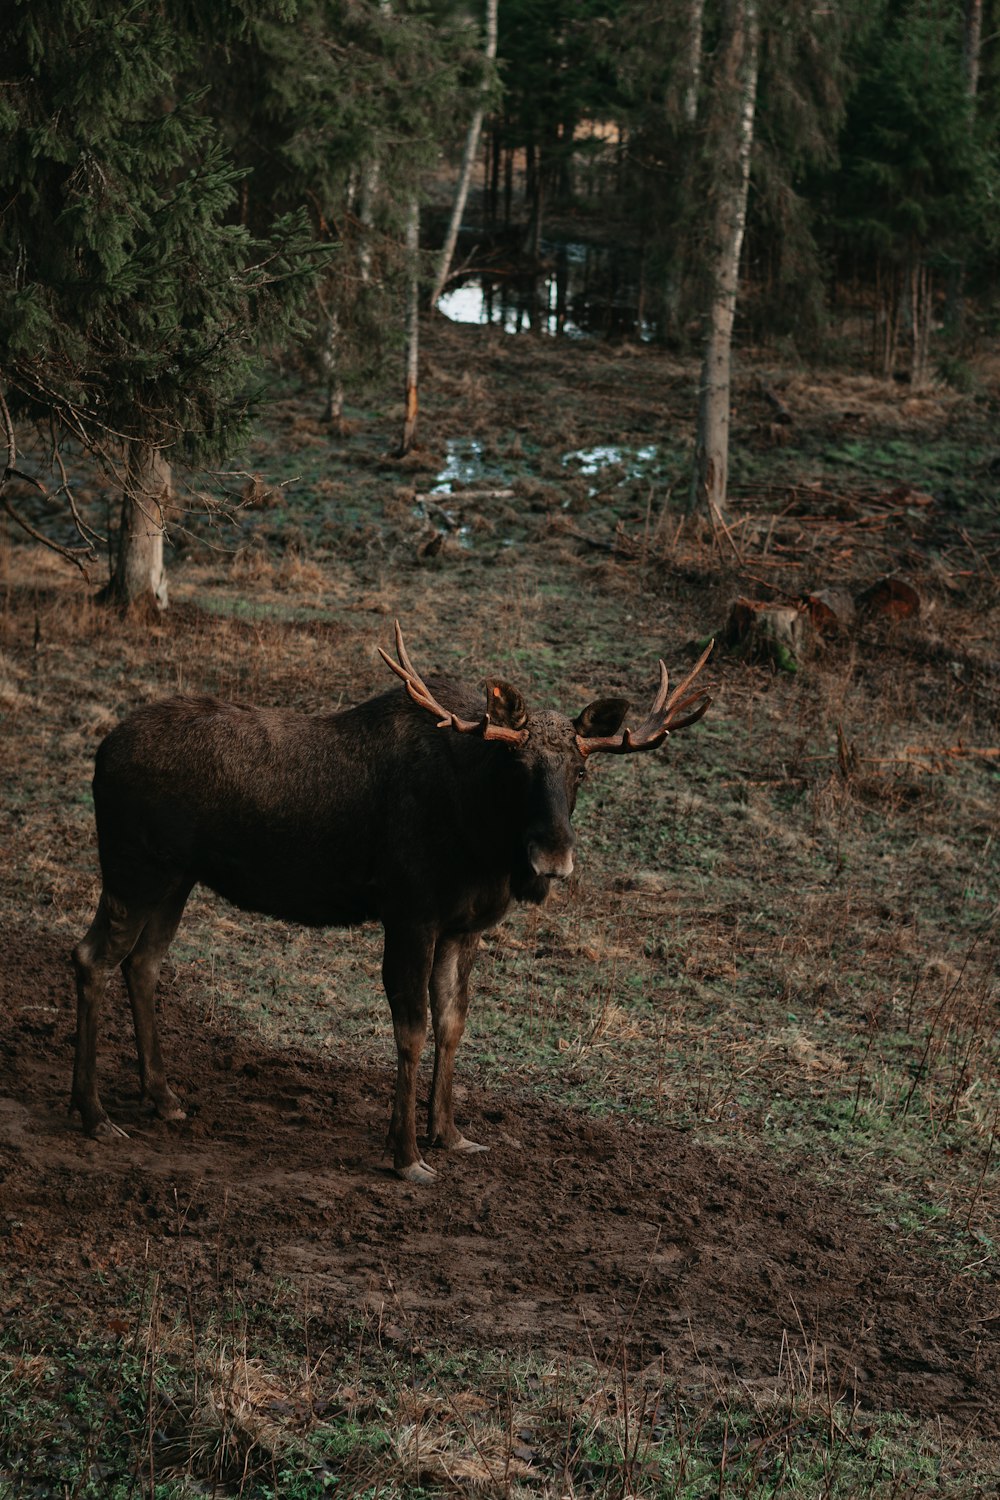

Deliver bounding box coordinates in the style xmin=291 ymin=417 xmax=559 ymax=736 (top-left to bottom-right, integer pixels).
xmin=71 ymin=671 xmax=630 ymax=1180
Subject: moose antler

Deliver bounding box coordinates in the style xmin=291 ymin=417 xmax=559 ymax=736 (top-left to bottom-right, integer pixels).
xmin=378 ymin=620 xmax=530 ymax=747
xmin=575 ymin=640 xmax=714 ymax=757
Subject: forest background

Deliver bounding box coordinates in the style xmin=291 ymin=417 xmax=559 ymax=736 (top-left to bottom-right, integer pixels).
xmin=2 ymin=0 xmax=998 ymax=600
xmin=1 ymin=3 xmax=998 ymax=1498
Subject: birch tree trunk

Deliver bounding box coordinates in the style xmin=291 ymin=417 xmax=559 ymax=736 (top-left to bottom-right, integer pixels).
xmin=399 ymin=196 xmax=420 ymax=455
xmin=945 ymin=0 xmax=982 ymax=339
xmin=110 ymin=444 xmax=170 ymax=612
xmin=429 ymin=0 xmax=498 ymax=309
xmin=689 ymin=0 xmax=759 ymax=525
xmin=324 ymin=2 xmax=388 ymax=420
xmin=663 ymin=0 xmax=706 ymax=337
xmin=909 ymin=259 xmax=933 ymax=388
xmin=681 ymin=0 xmax=706 ymax=127
xmin=322 ymin=309 xmax=345 ymax=426
xmin=323 ymin=155 xmax=381 ymax=425
xmin=357 ymin=156 xmax=381 ymax=287
xmin=963 ymin=0 xmax=982 ymax=97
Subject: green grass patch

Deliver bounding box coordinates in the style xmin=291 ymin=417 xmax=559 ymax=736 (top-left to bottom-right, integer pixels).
xmin=2 ymin=1292 xmax=993 ymax=1499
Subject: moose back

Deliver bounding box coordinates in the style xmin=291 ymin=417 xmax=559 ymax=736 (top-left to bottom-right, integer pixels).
xmin=71 ymin=624 xmax=712 ymax=1181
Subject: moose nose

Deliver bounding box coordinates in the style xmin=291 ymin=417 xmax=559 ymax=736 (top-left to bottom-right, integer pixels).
xmin=528 ymin=842 xmax=574 ymax=879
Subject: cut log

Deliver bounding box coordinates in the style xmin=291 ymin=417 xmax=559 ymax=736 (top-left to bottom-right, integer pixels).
xmin=725 ymin=596 xmax=810 ymax=671
xmin=858 ymin=576 xmax=922 ymax=619
xmin=807 ymin=589 xmax=856 ymax=635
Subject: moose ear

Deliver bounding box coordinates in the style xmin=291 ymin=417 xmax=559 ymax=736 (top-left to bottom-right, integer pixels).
xmin=574 ymin=698 xmax=630 ymax=738
xmin=484 ymin=678 xmax=528 ymax=731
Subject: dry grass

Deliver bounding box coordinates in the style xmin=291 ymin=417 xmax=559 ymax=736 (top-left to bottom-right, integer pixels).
xmin=1 ymin=320 xmax=998 ymax=1495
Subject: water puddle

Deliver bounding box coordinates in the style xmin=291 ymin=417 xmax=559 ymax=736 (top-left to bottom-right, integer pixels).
xmin=413 ymin=437 xmax=670 ymax=542
xmin=563 ymin=443 xmax=660 ymax=477
xmin=438 ymin=238 xmax=647 ymax=340
xmin=414 ymin=438 xmax=517 ymax=549
xmin=562 ymin=443 xmax=663 ymax=498
xmin=429 ymin=438 xmax=489 ymax=495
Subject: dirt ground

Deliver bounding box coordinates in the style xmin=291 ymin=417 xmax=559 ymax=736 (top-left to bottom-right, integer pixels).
xmin=1 ymin=918 xmax=995 ymax=1439
xmin=1 ymin=317 xmax=998 ymax=1472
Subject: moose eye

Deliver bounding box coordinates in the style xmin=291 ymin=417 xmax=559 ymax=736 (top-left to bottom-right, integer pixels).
xmin=576 ymin=765 xmax=587 ymax=784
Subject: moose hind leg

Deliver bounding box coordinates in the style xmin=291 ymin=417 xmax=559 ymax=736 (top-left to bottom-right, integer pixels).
xmin=71 ymin=891 xmax=149 ymax=1138
xmin=121 ymin=882 xmax=192 ymax=1122
xmin=382 ymin=923 xmax=436 ymax=1183
xmin=428 ymin=934 xmax=485 ymax=1154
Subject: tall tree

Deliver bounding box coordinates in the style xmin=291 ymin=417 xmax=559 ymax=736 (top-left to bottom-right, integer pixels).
xmin=689 ymin=0 xmax=759 ymax=524
xmin=830 ymin=0 xmax=998 ymax=384
xmin=489 ymin=0 xmax=621 ymax=250
xmin=430 ymin=0 xmax=500 ymax=308
xmin=210 ymin=0 xmax=471 ymax=420
xmin=963 ymin=0 xmax=983 ymax=98
xmin=616 ymin=0 xmax=709 ymax=342
xmin=399 ymin=196 xmax=422 ymax=455
xmin=0 ymin=1 xmax=319 ymax=610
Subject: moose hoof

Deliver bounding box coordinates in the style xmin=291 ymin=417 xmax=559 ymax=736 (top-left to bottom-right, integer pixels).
xmin=90 ymin=1116 xmax=129 ymax=1141
xmin=144 ymin=1085 xmax=186 ymax=1121
xmin=451 ymin=1135 xmax=489 ymax=1155
xmin=398 ymin=1159 xmax=437 ymax=1184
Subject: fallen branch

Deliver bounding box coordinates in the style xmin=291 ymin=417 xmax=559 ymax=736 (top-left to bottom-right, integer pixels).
xmin=710 ymin=499 xmax=745 ymax=564
xmin=421 ymin=488 xmax=515 ymax=505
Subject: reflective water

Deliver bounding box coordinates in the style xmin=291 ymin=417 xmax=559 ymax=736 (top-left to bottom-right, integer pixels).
xmin=438 ymin=239 xmax=647 ymax=340
xmin=420 ymin=440 xmax=669 ymax=542
xmin=418 ymin=438 xmax=511 ymax=548
xmin=429 ymin=438 xmax=489 ymax=495
xmin=563 ymin=443 xmax=660 ymax=477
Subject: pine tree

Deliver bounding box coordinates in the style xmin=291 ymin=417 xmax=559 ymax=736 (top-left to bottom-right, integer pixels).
xmin=490 ymin=0 xmax=622 ymax=249
xmin=206 ymin=0 xmax=473 ymax=421
xmin=829 ymin=0 xmax=999 ymax=384
xmin=0 ymin=1 xmax=321 ymax=609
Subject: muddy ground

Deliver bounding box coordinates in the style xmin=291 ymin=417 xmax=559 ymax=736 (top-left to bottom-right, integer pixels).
xmin=1 ymin=923 xmax=996 ymax=1439
xmin=1 ymin=315 xmax=998 ymax=1473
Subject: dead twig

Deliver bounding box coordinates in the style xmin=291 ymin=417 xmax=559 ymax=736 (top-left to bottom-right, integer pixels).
xmin=709 ymin=499 xmax=744 ymax=564
xmin=1 ymin=386 xmax=97 ymax=575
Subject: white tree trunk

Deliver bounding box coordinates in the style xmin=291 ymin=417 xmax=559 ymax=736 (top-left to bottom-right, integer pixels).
xmin=682 ymin=0 xmax=706 ymax=126
xmin=322 ymin=309 xmax=345 ymax=425
xmin=663 ymin=0 xmax=706 ymax=335
xmin=690 ymin=0 xmax=759 ymax=524
xmin=325 ymin=132 xmax=379 ymax=420
xmin=112 ymin=444 xmax=170 ymax=611
xmin=399 ymin=196 xmax=420 ymax=455
xmin=944 ymin=3 xmax=980 ymax=341
xmin=963 ymin=0 xmax=982 ymax=97
xmin=429 ymin=0 xmax=499 ymax=309
xmin=358 ymin=157 xmax=380 ymax=287
xmin=909 ymin=260 xmax=933 ymax=389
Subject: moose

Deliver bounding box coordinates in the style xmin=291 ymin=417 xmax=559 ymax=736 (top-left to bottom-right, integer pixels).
xmin=71 ymin=624 xmax=712 ymax=1181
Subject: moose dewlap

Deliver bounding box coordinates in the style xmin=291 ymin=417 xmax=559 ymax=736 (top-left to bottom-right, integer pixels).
xmin=71 ymin=623 xmax=712 ymax=1182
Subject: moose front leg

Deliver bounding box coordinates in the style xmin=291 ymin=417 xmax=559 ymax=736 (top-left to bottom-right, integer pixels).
xmin=381 ymin=922 xmax=436 ymax=1183
xmin=428 ymin=933 xmax=486 ymax=1155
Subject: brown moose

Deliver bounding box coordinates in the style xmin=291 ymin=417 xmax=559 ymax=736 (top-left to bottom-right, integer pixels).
xmin=71 ymin=624 xmax=712 ymax=1181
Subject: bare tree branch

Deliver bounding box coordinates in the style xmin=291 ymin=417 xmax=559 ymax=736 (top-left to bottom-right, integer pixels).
xmin=1 ymin=383 xmax=98 ymax=575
